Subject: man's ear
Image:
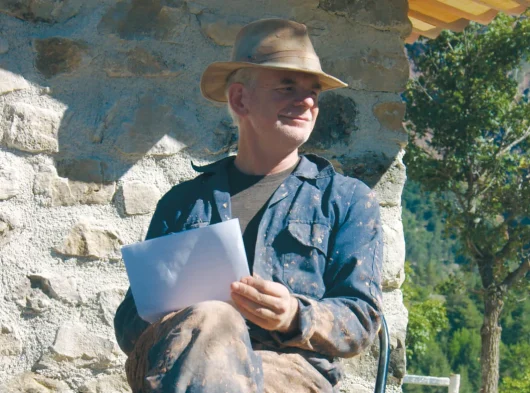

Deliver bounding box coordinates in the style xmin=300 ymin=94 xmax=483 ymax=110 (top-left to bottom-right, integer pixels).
xmin=228 ymin=83 xmax=248 ymax=117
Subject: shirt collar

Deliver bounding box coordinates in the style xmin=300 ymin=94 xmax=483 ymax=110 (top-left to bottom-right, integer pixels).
xmin=191 ymin=153 xmax=335 ymax=179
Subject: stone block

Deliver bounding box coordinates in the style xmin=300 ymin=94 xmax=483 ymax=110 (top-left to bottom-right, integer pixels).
xmin=373 ymin=101 xmax=406 ymax=131
xmin=0 ymin=0 xmax=82 ymax=23
xmin=98 ymin=288 xmax=126 ymax=326
xmin=372 ymin=154 xmax=406 ymax=208
xmin=0 ymin=37 xmax=8 ymax=53
xmin=0 ymin=326 xmax=21 ymax=356
xmin=0 ymin=211 xmax=21 ymax=248
xmin=104 ymin=47 xmax=183 ymax=78
xmin=306 ymin=93 xmax=358 ymax=151
xmin=318 ymin=0 xmax=411 ymax=37
xmin=123 ymin=181 xmax=161 ymax=215
xmin=322 ymin=49 xmax=409 ymax=93
xmin=34 ymin=162 xmax=116 ymax=206
xmin=55 ymin=220 xmax=123 ymax=260
xmin=380 ymin=206 xmax=406 ymax=289
xmin=28 ymin=273 xmax=81 ymax=304
xmin=0 ymin=372 xmax=70 ymax=393
xmin=115 ymin=96 xmax=197 ymax=157
xmin=80 ymin=374 xmax=131 ymax=393
xmin=34 ymin=37 xmax=88 ymax=78
xmin=0 ymin=165 xmax=19 ymax=200
xmin=197 ymin=13 xmax=248 ymax=46
xmin=0 ymin=69 xmax=30 ymax=96
xmin=97 ymin=0 xmax=189 ymax=41
xmin=50 ymin=323 xmax=119 ymax=368
xmin=1 ymin=102 xmax=62 ymax=153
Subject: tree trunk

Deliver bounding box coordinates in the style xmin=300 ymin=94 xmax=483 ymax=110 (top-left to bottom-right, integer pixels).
xmin=480 ymin=287 xmax=504 ymax=393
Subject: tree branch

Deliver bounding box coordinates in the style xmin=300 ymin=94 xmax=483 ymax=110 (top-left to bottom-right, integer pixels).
xmin=501 ymin=259 xmax=530 ymax=290
xmin=498 ymin=125 xmax=530 ymax=156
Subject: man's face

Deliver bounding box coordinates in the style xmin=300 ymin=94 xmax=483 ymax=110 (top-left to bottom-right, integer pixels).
xmin=242 ymin=68 xmax=321 ymax=148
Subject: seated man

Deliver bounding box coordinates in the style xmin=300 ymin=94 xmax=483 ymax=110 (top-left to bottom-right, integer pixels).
xmin=115 ymin=18 xmax=383 ymax=393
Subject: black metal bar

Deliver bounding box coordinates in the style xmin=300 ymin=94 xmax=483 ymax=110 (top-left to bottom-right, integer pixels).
xmin=374 ymin=315 xmax=390 ymax=393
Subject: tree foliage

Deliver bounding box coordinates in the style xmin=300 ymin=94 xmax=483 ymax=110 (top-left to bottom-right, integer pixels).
xmin=404 ymin=12 xmax=530 ymax=393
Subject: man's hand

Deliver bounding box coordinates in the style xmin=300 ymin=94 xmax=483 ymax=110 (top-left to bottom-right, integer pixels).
xmin=230 ymin=276 xmax=299 ymax=334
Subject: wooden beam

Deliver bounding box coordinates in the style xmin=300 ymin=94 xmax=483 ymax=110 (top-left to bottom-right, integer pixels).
xmin=437 ymin=0 xmax=491 ymax=16
xmin=406 ymin=32 xmax=421 ymax=44
xmin=471 ymin=0 xmax=522 ymax=10
xmin=409 ymin=0 xmax=500 ymax=24
xmin=471 ymin=0 xmax=528 ymax=14
xmin=409 ymin=10 xmax=470 ymax=32
xmin=412 ymin=26 xmax=445 ymax=39
xmin=410 ymin=16 xmax=437 ymax=31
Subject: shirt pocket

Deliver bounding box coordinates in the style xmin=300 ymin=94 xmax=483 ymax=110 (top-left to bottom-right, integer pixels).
xmin=281 ymin=221 xmax=330 ymax=299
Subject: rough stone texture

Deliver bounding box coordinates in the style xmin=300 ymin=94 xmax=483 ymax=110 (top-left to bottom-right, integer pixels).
xmin=373 ymin=101 xmax=406 ymax=131
xmin=322 ymin=49 xmax=410 ymax=92
xmin=380 ymin=206 xmax=406 ymax=290
xmin=0 ymin=165 xmax=19 ymax=200
xmin=123 ymin=180 xmax=160 ymax=215
xmin=98 ymin=288 xmax=127 ymax=326
xmin=0 ymin=37 xmax=8 ymax=53
xmin=55 ymin=220 xmax=123 ymax=260
xmin=97 ymin=0 xmax=190 ymax=41
xmin=0 ymin=0 xmax=409 ymax=391
xmin=1 ymin=102 xmax=63 ymax=153
xmin=0 ymin=210 xmax=22 ymax=247
xmin=0 ymin=326 xmax=22 ymax=356
xmin=34 ymin=162 xmax=116 ymax=206
xmin=80 ymin=374 xmax=131 ymax=393
xmin=28 ymin=273 xmax=81 ymax=304
xmin=49 ymin=323 xmax=120 ymax=368
xmin=0 ymin=372 xmax=70 ymax=393
xmin=0 ymin=0 xmax=82 ymax=23
xmin=318 ymin=0 xmax=411 ymax=37
xmin=0 ymin=69 xmax=30 ymax=96
xmin=198 ymin=13 xmax=248 ymax=46
xmin=104 ymin=46 xmax=184 ymax=78
xmin=306 ymin=93 xmax=359 ymax=151
xmin=115 ymin=96 xmax=197 ymax=157
xmin=34 ymin=38 xmax=89 ymax=78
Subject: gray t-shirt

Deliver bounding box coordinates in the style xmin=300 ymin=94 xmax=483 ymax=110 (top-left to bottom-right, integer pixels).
xmin=228 ymin=159 xmax=299 ymax=273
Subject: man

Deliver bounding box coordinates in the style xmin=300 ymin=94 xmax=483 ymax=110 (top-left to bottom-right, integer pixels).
xmin=115 ymin=18 xmax=383 ymax=393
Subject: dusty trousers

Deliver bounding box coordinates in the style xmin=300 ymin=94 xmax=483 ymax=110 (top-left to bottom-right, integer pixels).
xmin=125 ymin=301 xmax=334 ymax=393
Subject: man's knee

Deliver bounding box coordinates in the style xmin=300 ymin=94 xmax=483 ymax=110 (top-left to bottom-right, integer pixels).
xmin=191 ymin=300 xmax=244 ymax=323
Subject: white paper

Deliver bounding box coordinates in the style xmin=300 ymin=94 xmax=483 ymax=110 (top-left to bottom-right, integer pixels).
xmin=121 ymin=219 xmax=250 ymax=323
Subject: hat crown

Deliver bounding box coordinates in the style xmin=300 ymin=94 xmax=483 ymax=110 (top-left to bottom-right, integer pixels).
xmin=231 ymin=19 xmax=320 ymax=66
xmin=200 ymin=18 xmax=347 ymax=103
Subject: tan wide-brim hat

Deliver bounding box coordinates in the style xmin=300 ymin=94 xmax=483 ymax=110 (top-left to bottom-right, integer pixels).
xmin=200 ymin=19 xmax=348 ymax=103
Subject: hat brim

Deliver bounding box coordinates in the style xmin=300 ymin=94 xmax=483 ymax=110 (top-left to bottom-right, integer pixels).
xmin=200 ymin=61 xmax=348 ymax=103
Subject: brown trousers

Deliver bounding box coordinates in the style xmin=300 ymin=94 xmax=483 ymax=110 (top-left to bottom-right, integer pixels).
xmin=125 ymin=301 xmax=334 ymax=393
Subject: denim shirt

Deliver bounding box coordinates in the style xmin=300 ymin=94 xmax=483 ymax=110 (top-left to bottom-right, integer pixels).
xmin=114 ymin=154 xmax=383 ymax=386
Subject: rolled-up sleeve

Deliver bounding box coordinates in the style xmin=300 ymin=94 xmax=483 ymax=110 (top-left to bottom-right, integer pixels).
xmin=114 ymin=199 xmax=170 ymax=355
xmin=271 ymin=182 xmax=383 ymax=358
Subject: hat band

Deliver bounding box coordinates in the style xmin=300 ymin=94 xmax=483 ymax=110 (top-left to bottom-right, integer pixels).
xmin=237 ymin=50 xmax=322 ymax=69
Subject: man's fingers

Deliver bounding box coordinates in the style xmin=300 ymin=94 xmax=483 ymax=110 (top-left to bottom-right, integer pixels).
xmin=241 ymin=276 xmax=285 ymax=297
xmin=231 ymin=293 xmax=276 ymax=328
xmin=231 ymin=282 xmax=285 ymax=313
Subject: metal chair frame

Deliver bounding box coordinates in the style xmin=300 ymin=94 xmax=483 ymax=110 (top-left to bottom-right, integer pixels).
xmin=374 ymin=315 xmax=391 ymax=393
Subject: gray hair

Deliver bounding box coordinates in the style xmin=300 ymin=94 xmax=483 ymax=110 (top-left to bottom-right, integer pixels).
xmin=225 ymin=67 xmax=259 ymax=127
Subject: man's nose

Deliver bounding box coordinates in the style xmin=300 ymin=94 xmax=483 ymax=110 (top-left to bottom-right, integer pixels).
xmin=293 ymin=92 xmax=317 ymax=108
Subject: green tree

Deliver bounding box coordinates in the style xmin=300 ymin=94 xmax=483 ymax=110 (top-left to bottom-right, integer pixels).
xmin=404 ymin=12 xmax=530 ymax=393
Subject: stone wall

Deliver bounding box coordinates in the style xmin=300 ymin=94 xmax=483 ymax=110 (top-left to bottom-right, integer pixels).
xmin=0 ymin=1 xmax=411 ymax=392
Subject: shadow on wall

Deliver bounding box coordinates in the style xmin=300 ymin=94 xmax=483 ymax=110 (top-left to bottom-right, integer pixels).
xmin=0 ymin=0 xmax=238 ymax=191
xmin=0 ymin=0 xmax=402 ymax=191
